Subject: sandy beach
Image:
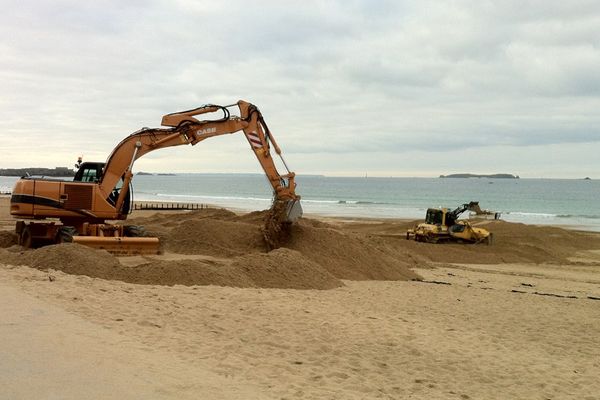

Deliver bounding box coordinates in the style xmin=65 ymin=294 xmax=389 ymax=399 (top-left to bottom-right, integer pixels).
xmin=1 ymin=195 xmax=600 ymax=399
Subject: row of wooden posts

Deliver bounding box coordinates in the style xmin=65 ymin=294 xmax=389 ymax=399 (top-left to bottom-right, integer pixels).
xmin=0 ymin=195 xmax=206 ymax=211
xmin=133 ymin=202 xmax=207 ymax=211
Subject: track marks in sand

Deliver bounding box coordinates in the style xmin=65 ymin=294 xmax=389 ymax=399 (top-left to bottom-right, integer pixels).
xmin=421 ymin=262 xmax=600 ymax=300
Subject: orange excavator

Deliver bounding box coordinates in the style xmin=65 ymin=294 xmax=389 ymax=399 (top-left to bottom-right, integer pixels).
xmin=10 ymin=100 xmax=302 ymax=254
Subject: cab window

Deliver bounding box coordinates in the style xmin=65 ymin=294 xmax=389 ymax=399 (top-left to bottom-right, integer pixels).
xmin=79 ymin=168 xmax=98 ymax=182
xmin=426 ymin=210 xmax=443 ymax=225
xmin=74 ymin=163 xmax=104 ymax=182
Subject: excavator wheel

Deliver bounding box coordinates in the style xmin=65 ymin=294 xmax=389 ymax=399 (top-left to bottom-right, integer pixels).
xmin=56 ymin=226 xmax=79 ymax=244
xmin=19 ymin=226 xmax=33 ymax=248
xmin=124 ymin=225 xmax=147 ymax=237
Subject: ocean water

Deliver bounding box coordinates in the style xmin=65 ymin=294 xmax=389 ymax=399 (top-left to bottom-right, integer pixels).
xmin=2 ymin=174 xmax=599 ymax=231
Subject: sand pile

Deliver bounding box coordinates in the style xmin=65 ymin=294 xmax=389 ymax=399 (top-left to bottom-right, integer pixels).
xmin=0 ymin=207 xmax=420 ymax=288
xmin=0 ymin=243 xmax=343 ymax=289
xmin=482 ymin=221 xmax=597 ymax=262
xmin=3 ymin=207 xmax=599 ymax=289
xmin=160 ymin=219 xmax=265 ymax=256
xmin=0 ymin=244 xmax=121 ymax=278
xmin=110 ymin=248 xmax=342 ymax=289
xmin=230 ymin=248 xmax=343 ymax=289
xmin=287 ymin=219 xmax=419 ymax=281
xmin=128 ymin=208 xmax=420 ymax=282
xmin=130 ymin=208 xmax=268 ymax=255
xmin=118 ymin=258 xmax=255 ymax=287
xmin=129 ymin=208 xmax=239 ymax=228
xmin=0 ymin=231 xmax=18 ymax=248
xmin=363 ymin=219 xmax=600 ymax=265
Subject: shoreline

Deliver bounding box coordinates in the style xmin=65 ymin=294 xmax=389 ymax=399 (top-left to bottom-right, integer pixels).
xmin=130 ymin=199 xmax=600 ymax=234
xmin=2 ymin=194 xmax=598 ymax=233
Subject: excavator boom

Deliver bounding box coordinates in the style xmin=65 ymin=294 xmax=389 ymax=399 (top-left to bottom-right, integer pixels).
xmin=10 ymin=100 xmax=302 ymax=253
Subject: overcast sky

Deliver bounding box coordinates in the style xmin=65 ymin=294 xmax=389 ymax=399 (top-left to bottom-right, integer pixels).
xmin=1 ymin=0 xmax=599 ymax=178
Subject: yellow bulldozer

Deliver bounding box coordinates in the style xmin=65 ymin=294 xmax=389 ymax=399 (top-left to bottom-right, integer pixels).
xmin=406 ymin=201 xmax=493 ymax=244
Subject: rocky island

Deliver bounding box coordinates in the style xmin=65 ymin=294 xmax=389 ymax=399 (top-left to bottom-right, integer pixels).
xmin=440 ymin=173 xmax=519 ymax=179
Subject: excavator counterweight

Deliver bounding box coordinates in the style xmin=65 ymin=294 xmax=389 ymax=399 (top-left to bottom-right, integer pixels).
xmin=10 ymin=100 xmax=302 ymax=254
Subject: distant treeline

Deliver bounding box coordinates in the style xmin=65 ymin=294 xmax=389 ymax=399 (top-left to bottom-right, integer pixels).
xmin=440 ymin=173 xmax=519 ymax=179
xmin=0 ymin=167 xmax=75 ymax=177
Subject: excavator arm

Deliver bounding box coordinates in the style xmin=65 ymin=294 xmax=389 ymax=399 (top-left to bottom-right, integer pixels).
xmin=100 ymin=100 xmax=302 ymax=248
xmin=10 ymin=100 xmax=301 ymax=252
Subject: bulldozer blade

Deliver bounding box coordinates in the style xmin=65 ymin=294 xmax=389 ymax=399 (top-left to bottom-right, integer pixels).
xmin=72 ymin=236 xmax=160 ymax=256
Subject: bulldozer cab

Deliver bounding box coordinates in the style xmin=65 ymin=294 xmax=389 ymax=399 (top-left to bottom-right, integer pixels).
xmin=425 ymin=208 xmax=444 ymax=225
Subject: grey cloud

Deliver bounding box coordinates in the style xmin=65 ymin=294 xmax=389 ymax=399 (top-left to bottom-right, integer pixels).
xmin=1 ymin=0 xmax=599 ymax=177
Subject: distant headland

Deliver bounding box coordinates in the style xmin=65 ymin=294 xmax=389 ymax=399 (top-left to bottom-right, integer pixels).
xmin=440 ymin=173 xmax=519 ymax=179
xmin=136 ymin=172 xmax=176 ymax=176
xmin=0 ymin=167 xmax=75 ymax=177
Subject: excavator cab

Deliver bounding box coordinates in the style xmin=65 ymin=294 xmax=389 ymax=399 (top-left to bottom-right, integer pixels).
xmin=73 ymin=162 xmax=131 ymax=214
xmin=74 ymin=162 xmax=104 ymax=183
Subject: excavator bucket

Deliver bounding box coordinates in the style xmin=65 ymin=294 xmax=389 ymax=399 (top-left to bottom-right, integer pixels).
xmin=283 ymin=199 xmax=303 ymax=223
xmin=72 ymin=236 xmax=160 ymax=256
xmin=263 ymin=199 xmax=303 ymax=250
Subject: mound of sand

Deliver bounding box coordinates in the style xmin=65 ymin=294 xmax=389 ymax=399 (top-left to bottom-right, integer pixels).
xmin=128 ymin=208 xmax=420 ymax=283
xmin=0 ymin=243 xmax=343 ymax=289
xmin=3 ymin=207 xmax=600 ymax=290
xmin=119 ymin=259 xmax=256 ymax=287
xmin=0 ymin=243 xmax=121 ymax=278
xmin=287 ymin=219 xmax=419 ymax=281
xmin=482 ymin=221 xmax=597 ymax=263
xmin=129 ymin=208 xmax=238 ymax=228
xmin=0 ymin=231 xmax=18 ymax=248
xmin=159 ymin=219 xmax=265 ymax=256
xmin=349 ymin=219 xmax=600 ymax=265
xmin=230 ymin=248 xmax=343 ymax=290
xmin=0 ymin=205 xmax=421 ymax=288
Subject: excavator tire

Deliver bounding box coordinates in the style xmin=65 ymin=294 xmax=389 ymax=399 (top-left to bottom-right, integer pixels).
xmin=19 ymin=226 xmax=33 ymax=248
xmin=56 ymin=226 xmax=79 ymax=244
xmin=124 ymin=225 xmax=147 ymax=237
